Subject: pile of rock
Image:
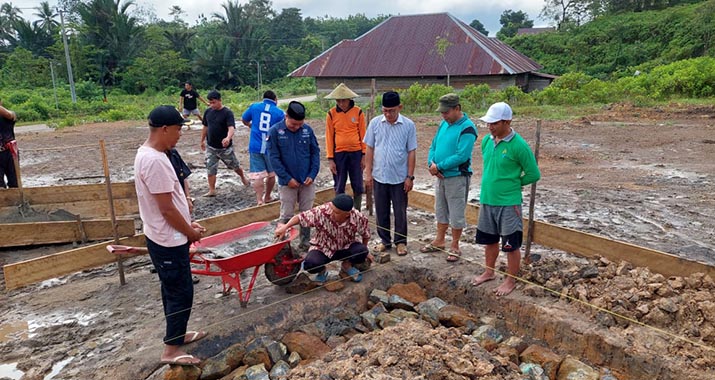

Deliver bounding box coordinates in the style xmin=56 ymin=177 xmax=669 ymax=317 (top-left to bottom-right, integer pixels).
xmin=153 ymin=282 xmax=618 ymax=380
xmin=521 ymin=256 xmax=715 ymax=369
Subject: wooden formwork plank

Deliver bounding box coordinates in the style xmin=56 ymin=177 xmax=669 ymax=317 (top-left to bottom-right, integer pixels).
xmin=408 ymin=189 xmax=715 ymax=279
xmin=2 ymin=188 xmax=334 ymax=290
xmin=0 ymin=182 xmax=136 ymax=206
xmin=0 ymin=219 xmax=135 ymax=248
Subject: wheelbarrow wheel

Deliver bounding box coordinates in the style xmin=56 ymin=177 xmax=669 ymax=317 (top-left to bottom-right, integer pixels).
xmin=265 ymin=245 xmax=301 ymax=286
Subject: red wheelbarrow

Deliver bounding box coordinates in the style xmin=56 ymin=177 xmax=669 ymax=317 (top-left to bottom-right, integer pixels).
xmin=107 ymin=221 xmax=303 ymax=307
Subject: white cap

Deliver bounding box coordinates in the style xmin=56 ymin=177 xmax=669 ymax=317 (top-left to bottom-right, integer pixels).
xmin=479 ymin=102 xmax=513 ymax=123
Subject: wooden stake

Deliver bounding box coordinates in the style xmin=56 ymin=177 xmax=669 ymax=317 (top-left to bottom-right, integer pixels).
xmin=100 ymin=139 xmax=126 ymax=285
xmin=365 ymin=78 xmax=377 ymax=216
xmin=524 ymin=120 xmax=542 ymax=264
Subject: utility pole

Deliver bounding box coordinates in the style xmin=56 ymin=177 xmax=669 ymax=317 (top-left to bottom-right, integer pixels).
xmin=59 ymin=9 xmax=77 ymax=103
xmin=49 ymin=61 xmax=59 ymax=109
xmin=254 ymin=60 xmax=261 ymax=93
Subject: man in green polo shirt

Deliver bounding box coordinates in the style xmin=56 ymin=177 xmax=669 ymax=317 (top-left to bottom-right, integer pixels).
xmin=471 ymin=102 xmax=540 ymax=296
xmin=421 ymin=93 xmax=477 ymax=262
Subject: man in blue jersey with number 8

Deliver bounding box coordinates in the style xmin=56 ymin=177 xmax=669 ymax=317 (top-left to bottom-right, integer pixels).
xmin=242 ymin=90 xmax=285 ymax=205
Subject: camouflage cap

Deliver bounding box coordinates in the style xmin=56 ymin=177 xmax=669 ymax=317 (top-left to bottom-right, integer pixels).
xmin=436 ymin=93 xmax=460 ymax=112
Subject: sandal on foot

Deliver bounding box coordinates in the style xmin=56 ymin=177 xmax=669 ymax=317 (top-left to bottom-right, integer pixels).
xmin=314 ymin=271 xmax=329 ymax=284
xmin=183 ymin=330 xmax=207 ymax=344
xmin=446 ymin=249 xmax=461 ymax=262
xmin=396 ymin=243 xmax=408 ymax=256
xmin=339 ymin=266 xmax=363 ymax=282
xmin=372 ymin=243 xmax=390 ymax=253
xmin=160 ymin=354 xmax=200 ymax=366
xmin=419 ymin=243 xmax=445 ymax=253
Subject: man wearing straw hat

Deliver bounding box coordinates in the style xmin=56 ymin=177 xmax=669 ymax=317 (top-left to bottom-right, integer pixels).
xmin=324 ymin=83 xmax=367 ymax=210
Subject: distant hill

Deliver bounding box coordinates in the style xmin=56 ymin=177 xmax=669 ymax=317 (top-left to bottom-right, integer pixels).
xmin=506 ymin=1 xmax=715 ymax=78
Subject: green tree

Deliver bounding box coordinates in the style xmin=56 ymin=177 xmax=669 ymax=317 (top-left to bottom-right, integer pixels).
xmin=8 ymin=19 xmax=55 ymax=57
xmin=469 ymin=19 xmax=488 ymax=36
xmin=496 ymin=9 xmax=534 ymax=39
xmin=33 ymin=2 xmax=59 ymax=33
xmin=121 ymin=50 xmax=191 ymax=92
xmin=540 ymin=0 xmax=593 ymax=30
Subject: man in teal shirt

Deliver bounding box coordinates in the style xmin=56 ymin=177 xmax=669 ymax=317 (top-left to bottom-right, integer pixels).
xmin=421 ymin=93 xmax=477 ymax=262
xmin=471 ymin=102 xmax=540 ymax=296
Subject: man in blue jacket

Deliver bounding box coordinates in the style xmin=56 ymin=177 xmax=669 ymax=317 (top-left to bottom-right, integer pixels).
xmin=421 ymin=93 xmax=477 ymax=262
xmin=267 ymin=101 xmax=320 ymax=249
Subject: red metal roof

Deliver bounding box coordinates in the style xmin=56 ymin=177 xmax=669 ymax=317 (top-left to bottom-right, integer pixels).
xmin=290 ymin=13 xmax=542 ymax=78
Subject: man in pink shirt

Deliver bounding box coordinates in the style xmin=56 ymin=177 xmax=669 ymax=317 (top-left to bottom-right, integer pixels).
xmin=135 ymin=105 xmax=207 ymax=366
xmin=274 ymin=194 xmax=371 ymax=283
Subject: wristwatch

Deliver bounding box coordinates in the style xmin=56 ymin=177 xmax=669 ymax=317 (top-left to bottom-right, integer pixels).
xmin=406 ymin=175 xmax=415 ymax=180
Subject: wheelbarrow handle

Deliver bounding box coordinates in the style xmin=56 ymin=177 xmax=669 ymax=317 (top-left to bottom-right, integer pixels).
xmin=106 ymin=244 xmax=211 ymax=255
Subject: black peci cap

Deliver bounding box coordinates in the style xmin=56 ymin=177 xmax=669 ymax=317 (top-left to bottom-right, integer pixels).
xmin=286 ymin=101 xmax=306 ymax=120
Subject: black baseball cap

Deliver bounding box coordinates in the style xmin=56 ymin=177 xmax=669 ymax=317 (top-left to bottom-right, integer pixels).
xmin=148 ymin=105 xmax=190 ymax=127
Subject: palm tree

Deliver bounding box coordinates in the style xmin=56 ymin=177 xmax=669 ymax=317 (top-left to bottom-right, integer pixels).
xmin=33 ymin=1 xmax=59 ymax=33
xmin=9 ymin=19 xmax=54 ymax=57
xmin=0 ymin=2 xmax=22 ymax=21
xmin=163 ymin=29 xmax=195 ymax=59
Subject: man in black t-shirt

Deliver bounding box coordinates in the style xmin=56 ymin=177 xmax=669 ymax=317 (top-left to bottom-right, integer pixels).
xmin=200 ymin=90 xmax=250 ymax=197
xmin=0 ymin=98 xmax=18 ymax=188
xmin=179 ymin=82 xmax=208 ymax=127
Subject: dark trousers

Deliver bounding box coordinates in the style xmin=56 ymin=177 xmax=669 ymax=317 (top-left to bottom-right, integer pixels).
xmin=333 ymin=150 xmax=364 ymax=194
xmin=304 ymin=242 xmax=369 ymax=274
xmin=146 ymin=238 xmax=193 ymax=346
xmin=374 ymin=180 xmax=408 ymax=246
xmin=0 ymin=150 xmax=17 ymax=188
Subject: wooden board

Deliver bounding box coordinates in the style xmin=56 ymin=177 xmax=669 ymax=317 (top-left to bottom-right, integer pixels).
xmin=408 ymin=190 xmax=715 ymax=279
xmin=2 ymin=188 xmax=335 ymax=290
xmin=0 ymin=182 xmax=138 ymax=218
xmin=0 ymin=219 xmax=135 ymax=248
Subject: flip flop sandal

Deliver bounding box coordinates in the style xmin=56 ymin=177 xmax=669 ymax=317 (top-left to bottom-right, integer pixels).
xmin=396 ymin=244 xmax=408 ymax=256
xmin=446 ymin=249 xmax=461 ymax=262
xmin=419 ymin=243 xmax=445 ymax=253
xmin=183 ymin=330 xmax=207 ymax=344
xmin=160 ymin=354 xmax=200 ymax=366
xmin=372 ymin=243 xmax=390 ymax=253
xmin=339 ymin=267 xmax=363 ymax=282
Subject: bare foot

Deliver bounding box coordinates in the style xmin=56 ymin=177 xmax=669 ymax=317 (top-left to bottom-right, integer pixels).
xmin=203 ymin=191 xmax=216 ymax=197
xmin=263 ymin=196 xmax=277 ymax=204
xmin=493 ymin=279 xmax=516 ymax=296
xmin=471 ymin=273 xmax=496 ymax=286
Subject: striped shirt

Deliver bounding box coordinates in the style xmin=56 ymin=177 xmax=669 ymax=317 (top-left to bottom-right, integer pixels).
xmin=364 ymin=114 xmax=418 ymax=184
xmin=298 ymin=203 xmax=371 ymax=258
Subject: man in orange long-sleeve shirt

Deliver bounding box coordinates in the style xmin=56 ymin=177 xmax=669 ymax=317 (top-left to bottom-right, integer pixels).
xmin=325 ymin=83 xmax=367 ymax=210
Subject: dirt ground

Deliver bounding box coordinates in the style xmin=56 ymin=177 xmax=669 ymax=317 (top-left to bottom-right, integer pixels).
xmin=1 ymin=102 xmax=714 ymax=379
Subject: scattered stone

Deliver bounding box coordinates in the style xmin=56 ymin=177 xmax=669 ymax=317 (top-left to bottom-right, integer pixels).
xmin=350 ymin=346 xmax=367 ymax=357
xmin=281 ymin=332 xmax=331 ymax=360
xmin=360 ymin=302 xmax=388 ymax=331
xmin=283 ymin=273 xmax=318 ymax=294
xmin=244 ymin=363 xmax=270 ymax=380
xmin=268 ymin=360 xmax=291 ymax=379
xmin=368 ymin=289 xmax=389 ymax=305
xmin=520 ymin=362 xmax=549 ymax=380
xmin=657 ymin=298 xmax=679 ymax=314
xmin=580 ymin=266 xmax=600 ymax=279
xmin=472 ymin=325 xmax=504 ymax=351
xmin=324 ymin=280 xmax=344 ymax=292
xmin=520 ymin=345 xmax=562 ymax=380
xmin=265 ymin=341 xmax=287 ymax=365
xmin=286 ymin=351 xmax=301 ymax=368
xmin=325 ymin=335 xmax=346 ymax=349
xmin=438 ymin=305 xmax=478 ymax=329
xmin=374 ymin=252 xmax=391 ymax=264
xmin=556 ymin=356 xmax=599 ymax=380
xmin=200 ymin=343 xmax=246 ymax=380
xmin=503 ymin=336 xmax=529 ymax=354
xmin=376 ymin=312 xmax=403 ymax=329
xmin=386 ymin=282 xmax=428 ymax=304
xmin=415 ymin=297 xmax=448 ymax=327
xmin=387 ymin=294 xmax=415 ymax=311
xmin=242 ymin=337 xmax=272 ymax=369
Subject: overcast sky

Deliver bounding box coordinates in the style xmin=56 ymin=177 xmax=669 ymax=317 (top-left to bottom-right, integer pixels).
xmin=12 ymin=0 xmax=547 ymax=36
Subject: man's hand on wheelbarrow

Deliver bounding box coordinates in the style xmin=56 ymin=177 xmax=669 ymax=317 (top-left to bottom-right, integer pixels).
xmin=274 ymin=223 xmax=288 ymax=242
xmin=188 ymin=222 xmax=207 ymax=243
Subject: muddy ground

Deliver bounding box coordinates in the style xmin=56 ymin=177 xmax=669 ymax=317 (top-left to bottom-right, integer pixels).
xmin=1 ymin=102 xmax=714 ymax=379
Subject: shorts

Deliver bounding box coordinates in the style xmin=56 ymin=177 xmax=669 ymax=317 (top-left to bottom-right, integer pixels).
xmin=248 ymin=152 xmax=275 ymax=180
xmin=182 ymin=108 xmax=200 ymax=116
xmin=434 ymin=175 xmax=470 ymax=229
xmin=475 ymin=204 xmax=523 ymax=252
xmin=205 ymin=145 xmax=241 ymax=175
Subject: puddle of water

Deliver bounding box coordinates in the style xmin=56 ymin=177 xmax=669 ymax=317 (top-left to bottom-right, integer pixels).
xmin=27 ymin=311 xmax=103 ymax=338
xmin=0 ymin=363 xmax=24 ymax=380
xmin=43 ymin=357 xmax=73 ymax=380
xmin=0 ymin=320 xmax=29 ymax=343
